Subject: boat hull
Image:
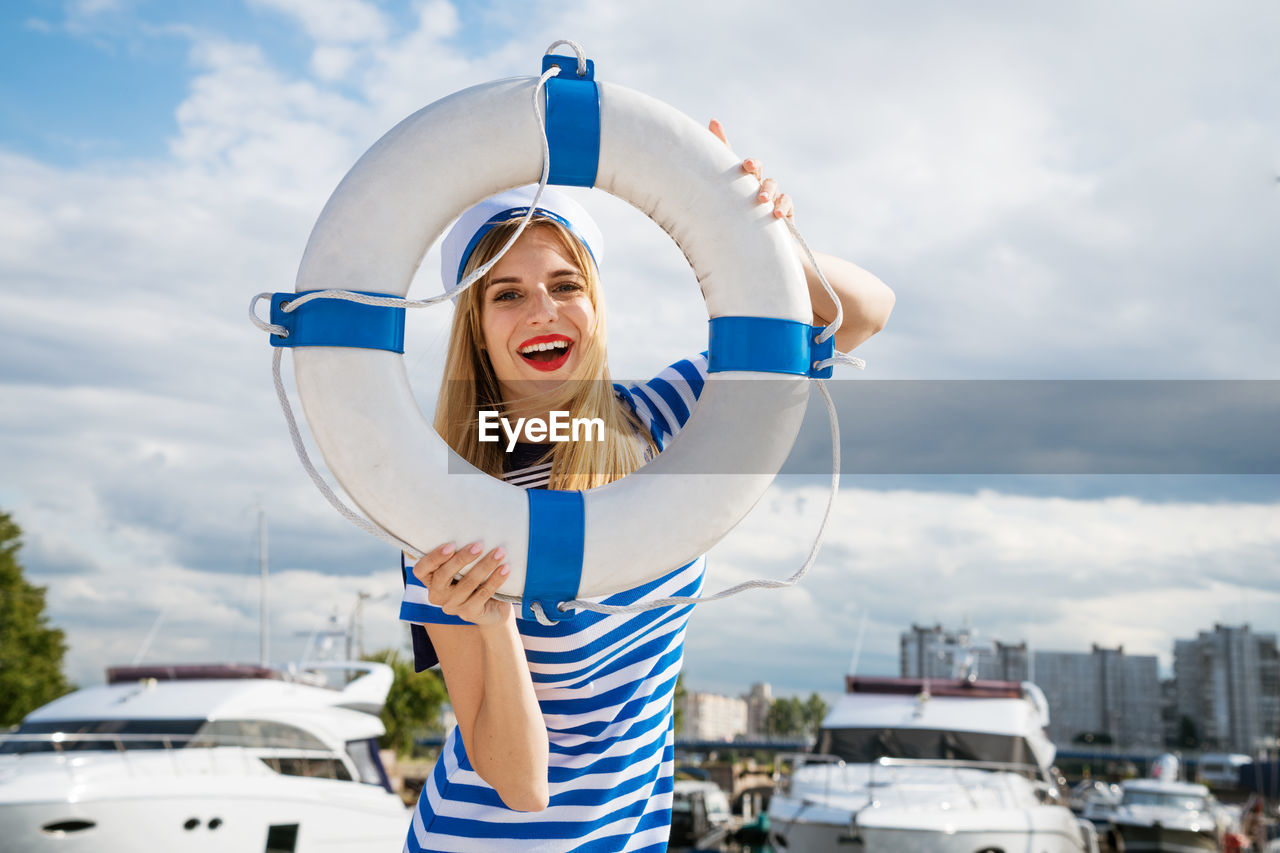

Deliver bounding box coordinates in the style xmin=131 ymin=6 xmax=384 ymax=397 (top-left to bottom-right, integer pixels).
xmin=1111 ymin=821 xmax=1219 ymax=853
xmin=769 ymin=794 xmax=1095 ymax=853
xmin=0 ymin=755 xmax=408 ymax=853
xmin=773 ymin=819 xmax=1094 ymax=853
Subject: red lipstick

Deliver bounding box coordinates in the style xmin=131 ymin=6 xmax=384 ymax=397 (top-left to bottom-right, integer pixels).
xmin=517 ymin=334 xmax=573 ymax=372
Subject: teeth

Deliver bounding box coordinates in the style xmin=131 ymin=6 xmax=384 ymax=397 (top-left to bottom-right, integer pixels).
xmin=520 ymin=340 xmax=569 ymax=354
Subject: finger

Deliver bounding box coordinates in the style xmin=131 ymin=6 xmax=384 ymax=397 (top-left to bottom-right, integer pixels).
xmin=708 ymin=118 xmax=729 ymax=147
xmin=757 ymin=177 xmax=779 ymax=204
xmin=741 ymin=158 xmax=763 ymax=181
xmin=773 ymin=193 xmax=795 ymax=219
xmin=445 ymin=542 xmax=486 ymax=585
xmin=429 ymin=542 xmax=483 ymax=600
xmin=460 ymin=559 xmax=511 ymax=611
xmin=413 ymin=543 xmax=456 ymax=584
xmin=453 ymin=546 xmax=504 ymax=597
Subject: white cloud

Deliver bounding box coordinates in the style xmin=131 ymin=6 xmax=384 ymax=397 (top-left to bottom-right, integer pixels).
xmin=249 ymin=0 xmax=390 ymax=44
xmin=311 ymin=44 xmax=357 ymax=81
xmin=3 ymin=0 xmax=1278 ymax=701
xmin=687 ymin=483 xmax=1280 ymax=695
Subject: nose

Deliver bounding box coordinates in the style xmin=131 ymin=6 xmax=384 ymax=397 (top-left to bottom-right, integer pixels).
xmin=525 ymin=284 xmax=558 ymax=325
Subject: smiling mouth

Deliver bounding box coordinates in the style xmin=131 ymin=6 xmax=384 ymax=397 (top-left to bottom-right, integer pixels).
xmin=518 ymin=337 xmax=572 ymax=372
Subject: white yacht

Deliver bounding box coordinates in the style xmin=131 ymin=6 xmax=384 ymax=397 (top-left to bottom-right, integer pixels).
xmin=1106 ymin=774 xmax=1229 ymax=853
xmin=768 ymin=675 xmax=1099 ymax=853
xmin=0 ymin=661 xmax=409 ymax=852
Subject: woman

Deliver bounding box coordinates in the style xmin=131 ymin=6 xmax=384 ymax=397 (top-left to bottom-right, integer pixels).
xmin=399 ymin=121 xmax=895 ymax=851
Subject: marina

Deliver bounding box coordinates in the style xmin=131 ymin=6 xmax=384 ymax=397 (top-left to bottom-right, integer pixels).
xmin=3 ymin=659 xmax=1279 ymax=851
xmin=3 ymin=7 xmax=1279 ymax=851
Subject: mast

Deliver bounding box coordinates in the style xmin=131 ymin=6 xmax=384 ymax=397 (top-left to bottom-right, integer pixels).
xmin=259 ymin=507 xmax=269 ymax=666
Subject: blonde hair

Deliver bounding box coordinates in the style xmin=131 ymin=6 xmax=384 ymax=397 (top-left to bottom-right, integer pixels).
xmin=434 ymin=219 xmax=654 ymax=490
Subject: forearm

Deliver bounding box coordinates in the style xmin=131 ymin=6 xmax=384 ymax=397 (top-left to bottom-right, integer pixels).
xmin=468 ymin=619 xmax=549 ymax=811
xmin=804 ymin=251 xmax=896 ymax=353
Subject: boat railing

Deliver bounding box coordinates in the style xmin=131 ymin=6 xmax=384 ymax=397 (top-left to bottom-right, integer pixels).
xmin=0 ymin=731 xmax=354 ymax=783
xmin=870 ymin=756 xmax=1065 ymax=804
xmin=871 ymin=756 xmax=1048 ymax=781
xmin=774 ymin=752 xmax=852 ymax=802
xmin=774 ymin=752 xmax=1060 ymax=801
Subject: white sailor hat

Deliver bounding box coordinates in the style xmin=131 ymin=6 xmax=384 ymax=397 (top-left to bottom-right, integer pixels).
xmin=440 ymin=185 xmax=604 ymax=294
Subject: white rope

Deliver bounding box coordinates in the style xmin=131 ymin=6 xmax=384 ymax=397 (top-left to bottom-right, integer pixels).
xmin=247 ymin=65 xmax=563 ymax=331
xmin=272 ymin=349 xmax=415 ymax=553
xmin=786 ymin=217 xmax=844 ymax=347
xmin=543 ymin=39 xmax=589 ymax=77
xmin=256 ymin=46 xmax=864 ymax=626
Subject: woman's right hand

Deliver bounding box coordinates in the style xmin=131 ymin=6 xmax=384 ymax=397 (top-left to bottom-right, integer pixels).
xmin=413 ymin=543 xmax=511 ymax=626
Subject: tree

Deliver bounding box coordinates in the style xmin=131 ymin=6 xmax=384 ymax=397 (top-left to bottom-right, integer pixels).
xmin=1072 ymin=731 xmax=1115 ymax=746
xmin=363 ymin=647 xmax=447 ymax=757
xmin=1177 ymin=715 xmax=1200 ymax=750
xmin=802 ymin=692 xmax=829 ymax=737
xmin=0 ymin=511 xmax=73 ymax=725
xmin=766 ymin=696 xmax=805 ymax=736
xmin=673 ymin=672 xmax=686 ymax=735
xmin=766 ymin=693 xmax=830 ymax=738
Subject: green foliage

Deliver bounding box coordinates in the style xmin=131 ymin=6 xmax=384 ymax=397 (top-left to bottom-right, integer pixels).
xmin=363 ymin=647 xmax=447 ymax=757
xmin=803 ymin=692 xmax=829 ymax=735
xmin=1073 ymin=731 xmax=1115 ymax=746
xmin=674 ymin=672 xmax=686 ymax=735
xmin=1177 ymin=715 xmax=1200 ymax=749
xmin=0 ymin=511 xmax=74 ymax=725
xmin=766 ymin=696 xmax=803 ymax=736
xmin=767 ymin=692 xmax=829 ymax=738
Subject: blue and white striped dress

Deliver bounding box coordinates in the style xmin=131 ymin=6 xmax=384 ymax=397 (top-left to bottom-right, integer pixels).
xmin=400 ymin=356 xmax=708 ymax=852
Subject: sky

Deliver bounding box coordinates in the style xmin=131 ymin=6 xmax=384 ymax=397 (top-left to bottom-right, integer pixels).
xmin=1 ymin=0 xmax=1278 ymax=702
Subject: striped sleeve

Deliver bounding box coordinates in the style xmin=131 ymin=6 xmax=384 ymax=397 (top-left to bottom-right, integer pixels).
xmin=399 ymin=554 xmax=475 ymax=627
xmin=612 ymin=353 xmax=708 ymax=450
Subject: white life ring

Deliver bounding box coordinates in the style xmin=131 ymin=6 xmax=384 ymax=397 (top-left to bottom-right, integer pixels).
xmin=287 ymin=66 xmax=813 ymax=609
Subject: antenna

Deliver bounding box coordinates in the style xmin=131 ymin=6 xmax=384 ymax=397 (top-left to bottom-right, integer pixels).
xmin=847 ymin=610 xmax=868 ymax=675
xmin=348 ymin=590 xmax=388 ymax=660
xmin=131 ymin=609 xmax=167 ymax=665
xmin=258 ymin=507 xmax=269 ymax=666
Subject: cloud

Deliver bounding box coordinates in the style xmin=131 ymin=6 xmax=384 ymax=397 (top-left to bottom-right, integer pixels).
xmin=2 ymin=0 xmax=1278 ymax=703
xmin=248 ymin=0 xmax=390 ymax=44
xmin=687 ymin=483 xmax=1280 ymax=696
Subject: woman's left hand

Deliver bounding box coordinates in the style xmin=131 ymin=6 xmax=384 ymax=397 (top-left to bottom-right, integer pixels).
xmin=706 ymin=118 xmax=895 ymax=353
xmin=708 ymin=118 xmax=795 ymax=221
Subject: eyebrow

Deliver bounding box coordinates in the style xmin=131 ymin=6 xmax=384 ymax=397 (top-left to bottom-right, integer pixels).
xmin=486 ymin=269 xmax=582 ymax=287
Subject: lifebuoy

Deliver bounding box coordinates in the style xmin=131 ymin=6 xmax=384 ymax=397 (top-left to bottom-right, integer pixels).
xmin=270 ymin=50 xmax=829 ymax=620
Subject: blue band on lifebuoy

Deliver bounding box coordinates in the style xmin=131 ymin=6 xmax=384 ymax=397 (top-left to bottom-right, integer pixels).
xmin=523 ymin=489 xmax=585 ymax=622
xmin=707 ymin=317 xmax=833 ymax=378
xmin=269 ymin=291 xmax=405 ymax=353
xmin=541 ymin=54 xmax=600 ymax=187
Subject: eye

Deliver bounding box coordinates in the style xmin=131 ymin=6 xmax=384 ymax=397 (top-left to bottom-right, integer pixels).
xmin=489 ymin=288 xmax=519 ymax=302
xmin=553 ymin=279 xmax=585 ymax=294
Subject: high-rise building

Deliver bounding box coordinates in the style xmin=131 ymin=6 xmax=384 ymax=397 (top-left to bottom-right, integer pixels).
xmin=679 ymin=691 xmax=748 ymax=741
xmin=745 ymin=682 xmax=773 ymax=739
xmin=1033 ymin=645 xmax=1162 ymax=751
xmin=1174 ymin=624 xmax=1280 ymax=754
xmin=900 ymin=623 xmax=1029 ymax=682
xmin=899 ymin=624 xmax=1161 ymax=751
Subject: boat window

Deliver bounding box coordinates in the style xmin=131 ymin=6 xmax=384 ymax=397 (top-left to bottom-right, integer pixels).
xmin=345 ymin=738 xmax=393 ymax=790
xmin=817 ymin=727 xmax=1035 ymax=766
xmin=192 ymin=719 xmax=329 ymax=751
xmin=258 ymin=755 xmax=353 ymax=781
xmin=1122 ymin=790 xmax=1207 ymax=811
xmin=0 ymin=718 xmax=205 ymax=754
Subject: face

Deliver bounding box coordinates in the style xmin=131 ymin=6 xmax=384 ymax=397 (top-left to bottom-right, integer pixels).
xmin=479 ymin=226 xmax=597 ymax=402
